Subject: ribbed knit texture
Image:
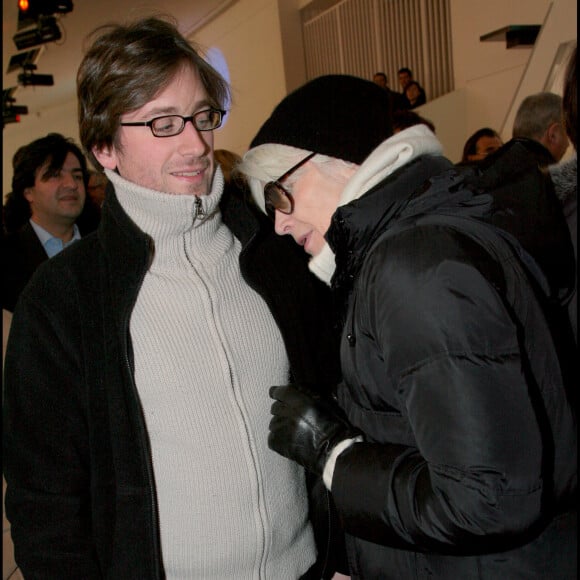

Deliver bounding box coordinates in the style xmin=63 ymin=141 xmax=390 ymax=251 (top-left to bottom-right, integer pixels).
xmin=106 ymin=168 xmax=316 ymax=579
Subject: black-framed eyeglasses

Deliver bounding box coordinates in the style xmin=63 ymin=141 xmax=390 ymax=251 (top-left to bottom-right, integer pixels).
xmin=264 ymin=152 xmax=316 ymax=219
xmin=120 ymin=108 xmax=226 ymax=137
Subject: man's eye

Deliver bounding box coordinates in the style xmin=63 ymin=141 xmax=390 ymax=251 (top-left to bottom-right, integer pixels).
xmin=154 ymin=117 xmax=180 ymax=133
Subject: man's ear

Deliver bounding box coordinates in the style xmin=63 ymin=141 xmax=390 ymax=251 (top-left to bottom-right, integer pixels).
xmin=545 ymin=121 xmax=569 ymax=160
xmin=546 ymin=121 xmax=569 ymax=148
xmin=93 ymin=144 xmax=117 ymax=170
xmin=23 ymin=187 xmax=34 ymax=202
xmin=546 ymin=122 xmax=560 ymax=142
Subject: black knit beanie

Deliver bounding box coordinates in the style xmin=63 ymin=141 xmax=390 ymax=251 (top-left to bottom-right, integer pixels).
xmin=249 ymin=75 xmax=394 ymax=165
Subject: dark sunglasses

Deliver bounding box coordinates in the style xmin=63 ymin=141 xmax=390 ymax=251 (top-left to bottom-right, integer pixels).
xmin=263 ymin=152 xmax=316 ymax=219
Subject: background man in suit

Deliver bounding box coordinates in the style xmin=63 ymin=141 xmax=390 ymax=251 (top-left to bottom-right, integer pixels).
xmin=2 ymin=132 xmax=97 ymax=312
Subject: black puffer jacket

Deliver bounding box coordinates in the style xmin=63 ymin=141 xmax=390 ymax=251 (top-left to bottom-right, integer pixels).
xmin=326 ymin=141 xmax=577 ymax=579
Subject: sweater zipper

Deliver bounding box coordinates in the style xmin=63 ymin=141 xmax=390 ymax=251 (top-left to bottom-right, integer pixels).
xmin=183 ymin=229 xmax=268 ymax=578
xmin=194 ymin=196 xmax=205 ymax=220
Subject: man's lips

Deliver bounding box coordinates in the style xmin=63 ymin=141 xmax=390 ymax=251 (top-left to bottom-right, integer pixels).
xmin=171 ymin=161 xmax=210 ymax=178
xmin=171 ymin=168 xmax=205 ymax=177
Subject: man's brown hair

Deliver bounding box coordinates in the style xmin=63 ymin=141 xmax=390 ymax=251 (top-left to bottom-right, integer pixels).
xmin=77 ymin=16 xmax=230 ymax=170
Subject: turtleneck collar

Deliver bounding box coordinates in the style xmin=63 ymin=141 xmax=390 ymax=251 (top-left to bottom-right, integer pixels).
xmin=104 ymin=166 xmax=231 ymax=270
xmin=104 ymin=166 xmax=225 ymax=242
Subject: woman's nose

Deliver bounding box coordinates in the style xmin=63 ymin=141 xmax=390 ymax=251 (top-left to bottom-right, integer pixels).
xmin=274 ymin=211 xmax=292 ymax=236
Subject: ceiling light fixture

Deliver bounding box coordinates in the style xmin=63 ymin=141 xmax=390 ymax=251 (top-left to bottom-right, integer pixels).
xmin=6 ymin=47 xmax=42 ymax=74
xmin=17 ymin=64 xmax=54 ymax=87
xmin=13 ymin=15 xmax=62 ymax=51
xmin=17 ymin=0 xmax=73 ymax=31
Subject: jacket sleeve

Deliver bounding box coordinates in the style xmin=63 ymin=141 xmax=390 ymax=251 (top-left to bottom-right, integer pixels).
xmin=3 ymin=286 xmax=101 ymax=578
xmin=331 ymin=227 xmax=547 ymax=553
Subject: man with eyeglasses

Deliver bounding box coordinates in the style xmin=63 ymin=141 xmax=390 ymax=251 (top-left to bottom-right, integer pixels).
xmin=3 ymin=17 xmax=344 ymax=579
xmin=238 ymin=75 xmax=576 ymax=578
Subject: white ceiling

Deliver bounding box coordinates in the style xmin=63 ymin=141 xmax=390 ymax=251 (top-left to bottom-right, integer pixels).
xmin=3 ymin=0 xmax=233 ymax=117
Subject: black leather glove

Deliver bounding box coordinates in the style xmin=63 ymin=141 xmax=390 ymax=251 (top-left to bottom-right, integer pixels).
xmin=268 ymin=384 xmax=362 ymax=476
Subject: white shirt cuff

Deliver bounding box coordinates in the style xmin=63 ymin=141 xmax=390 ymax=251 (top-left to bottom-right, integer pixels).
xmin=322 ymin=436 xmax=364 ymax=490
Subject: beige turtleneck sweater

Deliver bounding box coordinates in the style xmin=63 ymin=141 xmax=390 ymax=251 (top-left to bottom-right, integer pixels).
xmin=105 ymin=167 xmax=316 ymax=579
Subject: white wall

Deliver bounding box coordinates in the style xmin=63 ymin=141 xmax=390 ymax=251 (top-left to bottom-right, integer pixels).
xmin=428 ymin=0 xmax=552 ymax=161
xmin=415 ymin=0 xmax=576 ymax=162
xmin=194 ymin=0 xmax=295 ymax=156
xmin=413 ymin=90 xmax=467 ymax=163
xmin=502 ymin=0 xmax=577 ymax=135
xmin=450 ymin=0 xmax=552 ymax=89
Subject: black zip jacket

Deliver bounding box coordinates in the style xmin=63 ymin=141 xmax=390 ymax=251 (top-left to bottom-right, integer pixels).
xmin=326 ymin=141 xmax=577 ymax=578
xmin=3 ymin=182 xmax=344 ymax=579
xmin=2 ymin=221 xmax=49 ymax=313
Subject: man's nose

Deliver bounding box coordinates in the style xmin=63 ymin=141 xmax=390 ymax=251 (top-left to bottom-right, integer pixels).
xmin=61 ymin=171 xmax=78 ymax=189
xmin=178 ymin=119 xmax=210 ymax=157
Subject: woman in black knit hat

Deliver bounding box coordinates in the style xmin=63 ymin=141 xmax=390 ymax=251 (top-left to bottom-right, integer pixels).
xmin=237 ymin=75 xmax=577 ymax=579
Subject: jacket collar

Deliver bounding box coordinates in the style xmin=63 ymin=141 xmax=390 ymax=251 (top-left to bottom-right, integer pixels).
xmin=309 ymin=125 xmax=443 ymax=285
xmin=323 ymin=137 xmax=574 ymax=306
xmin=97 ymin=181 xmax=153 ymax=323
xmin=220 ymin=180 xmax=263 ymax=248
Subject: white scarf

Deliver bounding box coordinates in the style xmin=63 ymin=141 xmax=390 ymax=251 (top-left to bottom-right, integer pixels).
xmin=309 ymin=125 xmax=444 ymax=285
